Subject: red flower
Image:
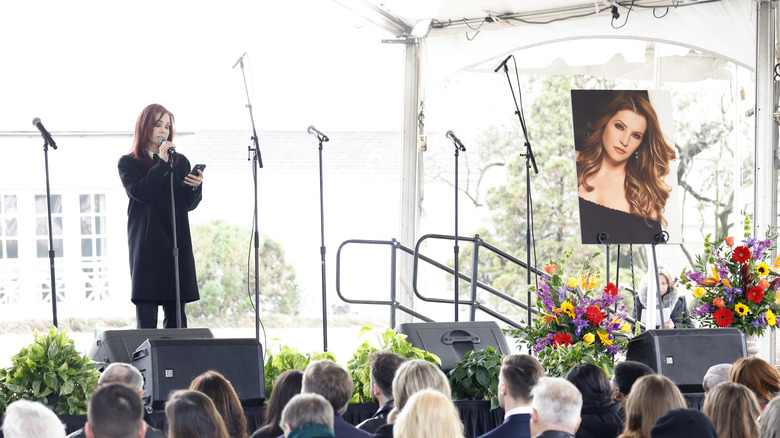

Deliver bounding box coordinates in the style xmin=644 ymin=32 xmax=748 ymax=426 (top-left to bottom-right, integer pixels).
xmin=724 ymin=236 xmax=735 ymax=246
xmin=746 ymin=287 xmax=764 ymax=304
xmin=552 ymin=332 xmax=573 ymax=348
xmin=585 ymin=305 xmax=604 ymax=325
xmin=604 ymin=282 xmax=618 ymax=296
xmin=713 ymin=307 xmax=734 ymax=327
xmin=732 ymin=246 xmax=751 ymax=264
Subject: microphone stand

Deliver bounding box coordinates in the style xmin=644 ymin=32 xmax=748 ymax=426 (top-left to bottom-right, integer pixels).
xmin=448 ymin=135 xmax=466 ymax=321
xmin=40 ymin=137 xmax=58 ymax=328
xmin=236 ymin=54 xmax=264 ymax=343
xmin=497 ymin=57 xmax=539 ymax=328
xmin=168 ymin=158 xmax=183 ymax=328
xmin=315 ymin=132 xmax=329 ymax=351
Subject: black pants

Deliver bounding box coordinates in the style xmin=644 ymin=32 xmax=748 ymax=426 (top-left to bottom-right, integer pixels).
xmin=136 ymin=301 xmax=188 ymax=329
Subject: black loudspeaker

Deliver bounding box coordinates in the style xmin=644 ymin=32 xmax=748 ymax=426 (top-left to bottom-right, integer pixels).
xmin=626 ymin=328 xmax=746 ymax=392
xmin=88 ymin=328 xmax=214 ymax=371
xmin=131 ymin=338 xmax=264 ymax=410
xmin=395 ymin=321 xmax=510 ymax=372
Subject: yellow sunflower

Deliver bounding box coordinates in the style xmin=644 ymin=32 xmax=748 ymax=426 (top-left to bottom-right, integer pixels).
xmin=756 ymin=263 xmax=770 ymax=277
xmin=734 ymin=303 xmax=749 ymax=317
xmin=559 ymin=301 xmax=576 ymax=318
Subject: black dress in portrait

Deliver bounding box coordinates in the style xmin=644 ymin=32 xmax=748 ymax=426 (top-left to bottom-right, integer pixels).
xmin=578 ymin=198 xmax=662 ymax=244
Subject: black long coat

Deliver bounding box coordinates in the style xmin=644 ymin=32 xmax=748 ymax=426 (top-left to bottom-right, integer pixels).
xmin=118 ymin=153 xmax=202 ymax=303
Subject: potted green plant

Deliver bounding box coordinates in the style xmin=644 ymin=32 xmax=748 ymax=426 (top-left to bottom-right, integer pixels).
xmin=0 ymin=327 xmax=100 ymax=416
xmin=263 ymin=342 xmax=336 ymax=402
xmin=448 ymin=345 xmax=503 ymax=409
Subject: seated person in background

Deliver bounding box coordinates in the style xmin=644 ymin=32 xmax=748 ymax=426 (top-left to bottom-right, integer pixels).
xmin=611 ymin=361 xmax=654 ymax=408
xmin=759 ymin=397 xmax=780 ymax=438
xmin=280 ymin=393 xmax=335 ymax=438
xmin=394 ymin=389 xmax=463 ymax=438
xmin=85 ymin=383 xmax=146 ymax=438
xmin=356 ymin=351 xmax=406 ymax=434
xmin=730 ymin=356 xmax=780 ymax=409
xmin=478 ymin=354 xmax=545 ymax=438
xmin=565 ymin=363 xmax=624 ymax=438
xmin=253 ymin=369 xmax=304 ymax=438
xmin=374 ymin=359 xmax=453 ymax=438
xmin=300 ymin=360 xmax=372 ymax=438
xmin=190 ymin=370 xmax=249 ymax=438
xmin=703 ymin=382 xmax=760 ymax=438
xmin=702 ymin=363 xmax=732 ymax=394
xmin=618 ymin=375 xmax=686 ymax=438
xmin=68 ymin=363 xmax=165 ymax=438
xmin=649 ymin=408 xmax=717 ymax=438
xmin=633 ymin=266 xmax=691 ymax=328
xmin=529 ymin=377 xmax=582 ymax=438
xmin=166 ymin=389 xmax=230 ymax=438
xmin=2 ymin=399 xmax=65 ymax=438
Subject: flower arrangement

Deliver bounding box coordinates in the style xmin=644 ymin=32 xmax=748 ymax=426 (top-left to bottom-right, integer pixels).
xmin=509 ymin=249 xmax=633 ymax=377
xmin=682 ymin=216 xmax=780 ymax=336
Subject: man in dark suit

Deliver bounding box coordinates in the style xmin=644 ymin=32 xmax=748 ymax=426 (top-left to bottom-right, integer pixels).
xmin=302 ymin=360 xmax=372 ymax=438
xmin=85 ymin=383 xmax=146 ymax=438
xmin=478 ymin=354 xmax=545 ymax=438
xmin=356 ymin=351 xmax=406 ymax=434
xmin=529 ymin=377 xmax=582 ymax=438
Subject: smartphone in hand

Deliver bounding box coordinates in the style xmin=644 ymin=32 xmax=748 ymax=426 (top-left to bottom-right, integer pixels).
xmin=182 ymin=164 xmax=206 ymax=186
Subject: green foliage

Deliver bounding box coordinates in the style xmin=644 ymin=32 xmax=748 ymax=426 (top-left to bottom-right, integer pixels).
xmin=0 ymin=327 xmax=100 ymax=416
xmin=346 ymin=326 xmax=441 ymax=404
xmin=191 ymin=220 xmax=301 ymax=316
xmin=535 ymin=342 xmax=616 ymax=379
xmin=448 ymin=346 xmax=503 ymax=409
xmin=263 ymin=343 xmax=336 ymax=403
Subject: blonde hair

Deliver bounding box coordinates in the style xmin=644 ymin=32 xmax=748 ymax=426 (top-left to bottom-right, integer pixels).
xmin=703 ymin=382 xmax=759 ymax=438
xmin=388 ymin=360 xmax=451 ymax=424
xmin=577 ymin=91 xmax=675 ymax=227
xmin=760 ymin=397 xmax=780 ymax=438
xmin=618 ymin=374 xmax=686 ymax=438
xmin=394 ymin=389 xmax=463 ymax=438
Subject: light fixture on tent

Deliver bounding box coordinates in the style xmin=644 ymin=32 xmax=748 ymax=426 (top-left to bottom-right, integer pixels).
xmin=382 ymin=18 xmax=433 ymax=44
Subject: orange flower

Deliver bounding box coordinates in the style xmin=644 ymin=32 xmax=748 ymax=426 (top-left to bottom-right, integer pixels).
xmin=724 ymin=236 xmax=735 ymax=246
xmin=544 ymin=265 xmax=558 ymax=274
xmin=758 ymin=278 xmax=770 ymax=291
xmin=713 ymin=297 xmax=725 ymax=308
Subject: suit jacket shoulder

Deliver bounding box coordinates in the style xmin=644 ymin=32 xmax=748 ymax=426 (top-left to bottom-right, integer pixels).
xmin=478 ymin=413 xmax=531 ymax=438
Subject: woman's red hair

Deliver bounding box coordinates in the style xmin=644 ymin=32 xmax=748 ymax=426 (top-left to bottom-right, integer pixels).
xmin=128 ymin=103 xmax=178 ymax=166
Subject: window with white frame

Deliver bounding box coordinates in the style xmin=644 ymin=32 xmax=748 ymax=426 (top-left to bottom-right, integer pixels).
xmin=0 ymin=194 xmax=20 ymax=304
xmin=35 ymin=194 xmax=65 ymax=303
xmin=79 ymin=194 xmax=109 ymax=301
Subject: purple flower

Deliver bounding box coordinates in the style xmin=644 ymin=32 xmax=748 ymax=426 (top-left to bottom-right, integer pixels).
xmin=572 ymin=317 xmax=589 ymax=336
xmin=751 ymin=312 xmax=767 ymax=328
xmin=692 ymin=304 xmax=713 ymax=317
xmin=606 ymin=345 xmax=621 ymax=355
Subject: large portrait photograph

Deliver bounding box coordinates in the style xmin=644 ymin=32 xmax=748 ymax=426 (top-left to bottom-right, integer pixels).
xmin=572 ymin=90 xmax=681 ymax=245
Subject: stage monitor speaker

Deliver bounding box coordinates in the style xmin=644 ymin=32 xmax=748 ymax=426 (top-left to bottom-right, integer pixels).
xmin=625 ymin=328 xmax=746 ymax=393
xmin=88 ymin=328 xmax=214 ymax=371
xmin=132 ymin=338 xmax=264 ymax=410
xmin=395 ymin=321 xmax=510 ymax=372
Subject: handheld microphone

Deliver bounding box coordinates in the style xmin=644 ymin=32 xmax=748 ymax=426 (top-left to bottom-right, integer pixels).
xmin=446 ymin=130 xmax=466 ymax=151
xmin=158 ymin=136 xmax=175 ymax=156
xmin=307 ymin=126 xmax=329 ymax=142
xmin=32 ymin=118 xmax=57 ymax=149
xmin=493 ymin=55 xmax=513 ymax=73
xmin=232 ymin=52 xmax=247 ymax=69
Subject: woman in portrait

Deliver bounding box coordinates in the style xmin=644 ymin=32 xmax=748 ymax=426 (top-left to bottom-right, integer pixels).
xmin=575 ymin=90 xmax=676 ymax=244
xmin=117 ymin=103 xmax=204 ymax=328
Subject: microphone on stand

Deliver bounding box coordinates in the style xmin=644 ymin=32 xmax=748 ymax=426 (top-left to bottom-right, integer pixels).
xmin=159 ymin=136 xmax=175 ymax=156
xmin=446 ymin=130 xmax=466 ymax=151
xmin=32 ymin=118 xmax=57 ymax=149
xmin=232 ymin=52 xmax=247 ymax=69
xmin=493 ymin=55 xmax=513 ymax=73
xmin=307 ymin=126 xmax=329 ymax=142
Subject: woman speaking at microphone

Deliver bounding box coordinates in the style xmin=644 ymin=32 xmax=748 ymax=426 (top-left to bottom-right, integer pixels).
xmin=118 ymin=103 xmax=204 ymax=328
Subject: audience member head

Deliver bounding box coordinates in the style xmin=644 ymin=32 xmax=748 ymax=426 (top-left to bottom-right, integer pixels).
xmin=368 ymin=351 xmax=407 ymax=405
xmin=703 ymin=381 xmax=760 ymax=438
xmin=302 ymin=360 xmax=353 ymax=416
xmin=498 ymin=354 xmax=544 ymax=409
xmin=760 ymin=396 xmax=780 ymax=438
xmin=388 ymin=359 xmax=451 ymax=423
xmin=262 ymin=369 xmax=304 ymax=435
xmin=99 ymin=362 xmax=144 ymax=391
xmin=622 ymin=374 xmax=686 ymax=438
xmin=730 ymin=356 xmax=780 ymax=404
xmin=530 ymin=377 xmax=582 ymax=436
xmin=189 ymin=370 xmax=248 ymax=438
xmin=613 ymin=360 xmax=654 ymax=407
xmin=702 ymin=363 xmax=732 ymax=394
xmin=650 ymin=408 xmax=717 ymax=438
xmin=166 ymin=389 xmax=230 ymax=438
xmin=394 ymin=389 xmax=464 ymax=438
xmin=280 ymin=393 xmax=334 ymax=437
xmin=1 ymin=399 xmax=65 ymax=438
xmin=86 ymin=383 xmax=145 ymax=438
xmin=565 ymin=363 xmax=615 ymax=409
